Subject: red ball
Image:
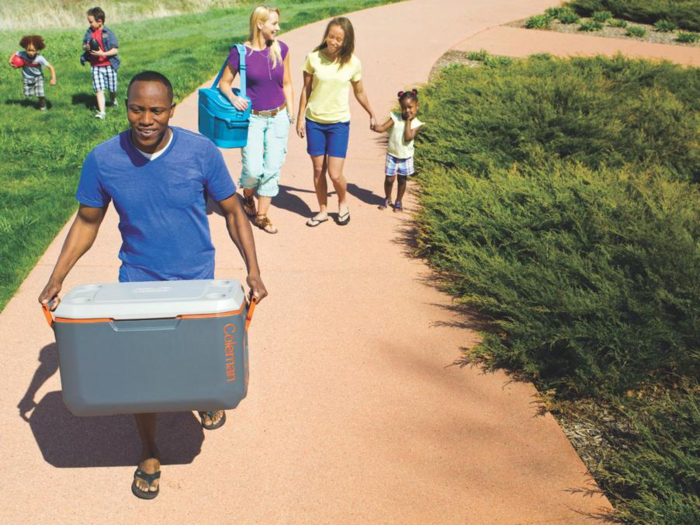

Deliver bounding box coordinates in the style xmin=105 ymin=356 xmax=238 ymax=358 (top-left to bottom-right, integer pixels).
xmin=11 ymin=54 xmax=25 ymax=68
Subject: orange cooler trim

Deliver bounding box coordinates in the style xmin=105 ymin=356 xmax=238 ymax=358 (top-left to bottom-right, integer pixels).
xmin=53 ymin=304 xmax=246 ymax=324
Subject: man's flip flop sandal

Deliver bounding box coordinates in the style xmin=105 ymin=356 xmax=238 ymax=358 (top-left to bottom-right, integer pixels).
xmin=198 ymin=410 xmax=227 ymax=430
xmin=132 ymin=469 xmax=161 ymax=500
xmin=306 ymin=216 xmax=329 ymax=227
xmin=337 ymin=210 xmax=351 ymax=226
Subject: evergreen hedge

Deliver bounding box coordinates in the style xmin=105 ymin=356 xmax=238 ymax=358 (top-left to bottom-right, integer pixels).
xmin=566 ymin=0 xmax=700 ymax=32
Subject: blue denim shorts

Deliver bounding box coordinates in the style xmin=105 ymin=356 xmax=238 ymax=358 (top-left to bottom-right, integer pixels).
xmin=305 ymin=119 xmax=350 ymax=158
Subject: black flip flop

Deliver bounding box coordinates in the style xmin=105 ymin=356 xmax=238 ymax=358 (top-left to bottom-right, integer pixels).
xmin=132 ymin=468 xmax=161 ymax=500
xmin=198 ymin=410 xmax=227 ymax=430
xmin=337 ymin=210 xmax=351 ymax=226
xmin=306 ymin=216 xmax=329 ymax=227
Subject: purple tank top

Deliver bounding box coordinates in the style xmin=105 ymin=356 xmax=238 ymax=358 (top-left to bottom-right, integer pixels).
xmin=227 ymin=41 xmax=288 ymax=111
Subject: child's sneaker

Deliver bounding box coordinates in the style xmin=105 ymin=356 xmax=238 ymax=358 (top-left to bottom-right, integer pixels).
xmin=378 ymin=198 xmax=393 ymax=210
xmin=39 ymin=106 xmax=47 ymax=111
xmin=393 ymin=201 xmax=403 ymax=213
xmin=110 ymin=99 xmax=118 ymax=107
xmin=95 ymin=111 xmax=106 ymax=120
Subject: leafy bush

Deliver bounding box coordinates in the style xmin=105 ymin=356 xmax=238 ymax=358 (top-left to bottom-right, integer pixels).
xmin=423 ymin=56 xmax=700 ymax=181
xmin=483 ymin=55 xmax=513 ymax=67
xmin=557 ymin=8 xmax=581 ymax=24
xmin=677 ymin=31 xmax=700 ymax=42
xmin=416 ymin=162 xmax=700 ymax=396
xmin=545 ymin=7 xmax=566 ymax=18
xmin=593 ymin=9 xmax=613 ymax=22
xmin=626 ymin=26 xmax=647 ymax=37
xmin=579 ymin=20 xmax=604 ymax=31
xmin=595 ymin=386 xmax=700 ymax=524
xmin=418 ymin=57 xmax=700 ymax=396
xmin=654 ymin=19 xmax=678 ymax=32
xmin=566 ymin=0 xmax=700 ymax=32
xmin=420 ymin=52 xmax=700 ymax=525
xmin=466 ymin=49 xmax=489 ymax=61
xmin=526 ymin=14 xmax=554 ymax=29
xmin=608 ymin=18 xmax=628 ymax=28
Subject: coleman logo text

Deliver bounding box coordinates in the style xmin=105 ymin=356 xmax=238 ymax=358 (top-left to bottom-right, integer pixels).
xmin=223 ymin=323 xmax=236 ymax=382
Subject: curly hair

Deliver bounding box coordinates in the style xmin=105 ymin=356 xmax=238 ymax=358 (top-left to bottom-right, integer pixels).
xmin=19 ymin=35 xmax=46 ymax=51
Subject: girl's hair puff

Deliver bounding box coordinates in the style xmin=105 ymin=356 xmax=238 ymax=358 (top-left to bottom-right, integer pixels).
xmin=19 ymin=35 xmax=46 ymax=51
xmin=398 ymin=89 xmax=418 ymax=103
xmin=248 ymin=5 xmax=282 ymax=69
xmin=314 ymin=17 xmax=355 ymax=67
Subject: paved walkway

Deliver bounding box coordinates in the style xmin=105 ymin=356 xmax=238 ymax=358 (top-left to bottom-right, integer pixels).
xmin=454 ymin=25 xmax=700 ymax=65
xmin=0 ymin=1 xmax=626 ymax=523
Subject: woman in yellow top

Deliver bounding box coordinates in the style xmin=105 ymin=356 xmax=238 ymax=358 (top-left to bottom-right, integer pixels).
xmin=296 ymin=17 xmax=377 ymax=227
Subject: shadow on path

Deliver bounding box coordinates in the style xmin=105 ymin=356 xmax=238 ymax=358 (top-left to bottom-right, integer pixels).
xmin=19 ymin=344 xmax=203 ymax=468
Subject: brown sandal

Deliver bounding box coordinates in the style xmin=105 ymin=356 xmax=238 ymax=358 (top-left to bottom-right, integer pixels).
xmin=242 ymin=194 xmax=256 ymax=217
xmin=254 ymin=214 xmax=278 ymax=234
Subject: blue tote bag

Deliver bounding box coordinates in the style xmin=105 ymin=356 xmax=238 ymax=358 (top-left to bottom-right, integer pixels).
xmin=198 ymin=44 xmax=252 ymax=148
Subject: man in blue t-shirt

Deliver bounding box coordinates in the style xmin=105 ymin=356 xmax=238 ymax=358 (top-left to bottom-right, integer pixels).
xmin=38 ymin=71 xmax=267 ymax=500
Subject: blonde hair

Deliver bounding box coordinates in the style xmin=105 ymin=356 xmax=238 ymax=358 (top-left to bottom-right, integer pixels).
xmin=249 ymin=5 xmax=282 ymax=69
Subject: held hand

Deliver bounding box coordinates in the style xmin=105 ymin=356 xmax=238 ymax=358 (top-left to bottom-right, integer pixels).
xmin=296 ymin=119 xmax=305 ymax=139
xmin=38 ymin=280 xmax=62 ymax=310
xmin=50 ymin=78 xmax=56 ymax=86
xmin=369 ymin=115 xmax=377 ymax=131
xmin=246 ymin=273 xmax=268 ymax=304
xmin=232 ymin=95 xmax=249 ymax=112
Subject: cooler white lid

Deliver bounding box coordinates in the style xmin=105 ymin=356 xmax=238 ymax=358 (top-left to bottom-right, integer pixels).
xmin=54 ymin=279 xmax=246 ymax=320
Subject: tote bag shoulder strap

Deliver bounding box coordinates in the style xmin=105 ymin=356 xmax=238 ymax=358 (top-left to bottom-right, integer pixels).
xmin=211 ymin=44 xmax=247 ymax=97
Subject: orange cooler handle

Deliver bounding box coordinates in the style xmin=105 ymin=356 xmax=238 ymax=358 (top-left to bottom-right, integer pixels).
xmin=245 ymin=296 xmax=257 ymax=331
xmin=41 ymin=302 xmax=54 ymax=329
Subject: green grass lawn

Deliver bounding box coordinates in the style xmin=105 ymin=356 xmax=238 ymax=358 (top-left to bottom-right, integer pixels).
xmin=0 ymin=0 xmax=403 ymax=311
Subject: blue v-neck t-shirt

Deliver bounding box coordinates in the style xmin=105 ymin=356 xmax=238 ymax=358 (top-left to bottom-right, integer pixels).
xmin=76 ymin=127 xmax=236 ymax=282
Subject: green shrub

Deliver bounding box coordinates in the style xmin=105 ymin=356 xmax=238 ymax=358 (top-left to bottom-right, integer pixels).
xmin=416 ymin=56 xmax=700 ymax=394
xmin=595 ymin=386 xmax=700 ymax=524
xmin=557 ymin=8 xmax=581 ymax=24
xmin=579 ymin=20 xmax=604 ymax=31
xmin=466 ymin=49 xmax=489 ymax=61
xmin=545 ymin=7 xmax=565 ymax=18
xmin=654 ymin=19 xmax=678 ymax=32
xmin=592 ymin=10 xmax=613 ymax=22
xmin=526 ymin=14 xmax=554 ymax=29
xmin=677 ymin=31 xmax=700 ymax=42
xmin=626 ymin=26 xmax=647 ymax=37
xmin=483 ymin=55 xmax=513 ymax=67
xmin=566 ymin=0 xmax=700 ymax=32
xmin=416 ymin=161 xmax=700 ymax=396
xmin=417 ymin=51 xmax=700 ymax=525
xmin=418 ymin=56 xmax=700 ymax=181
xmin=608 ymin=18 xmax=628 ymax=28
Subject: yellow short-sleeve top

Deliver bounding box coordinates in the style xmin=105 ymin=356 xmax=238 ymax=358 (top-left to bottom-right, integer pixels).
xmin=303 ymin=50 xmax=362 ymax=124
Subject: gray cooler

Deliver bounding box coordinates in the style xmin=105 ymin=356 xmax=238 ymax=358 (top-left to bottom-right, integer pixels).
xmin=42 ymin=279 xmax=254 ymax=417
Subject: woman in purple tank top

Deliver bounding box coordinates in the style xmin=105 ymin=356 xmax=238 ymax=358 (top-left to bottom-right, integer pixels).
xmin=220 ymin=5 xmax=294 ymax=234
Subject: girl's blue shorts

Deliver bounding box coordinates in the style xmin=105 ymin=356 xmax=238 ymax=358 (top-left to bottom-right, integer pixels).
xmin=305 ymin=119 xmax=350 ymax=158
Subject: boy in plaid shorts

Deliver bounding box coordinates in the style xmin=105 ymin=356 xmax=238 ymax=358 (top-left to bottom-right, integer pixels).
xmin=373 ymin=89 xmax=423 ymax=212
xmin=8 ymin=35 xmax=56 ymax=111
xmin=81 ymin=6 xmax=120 ymax=120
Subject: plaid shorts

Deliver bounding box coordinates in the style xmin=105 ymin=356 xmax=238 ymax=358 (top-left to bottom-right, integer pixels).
xmin=91 ymin=65 xmax=118 ymax=93
xmin=23 ymin=77 xmax=45 ymax=98
xmin=385 ymin=153 xmax=415 ymax=176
